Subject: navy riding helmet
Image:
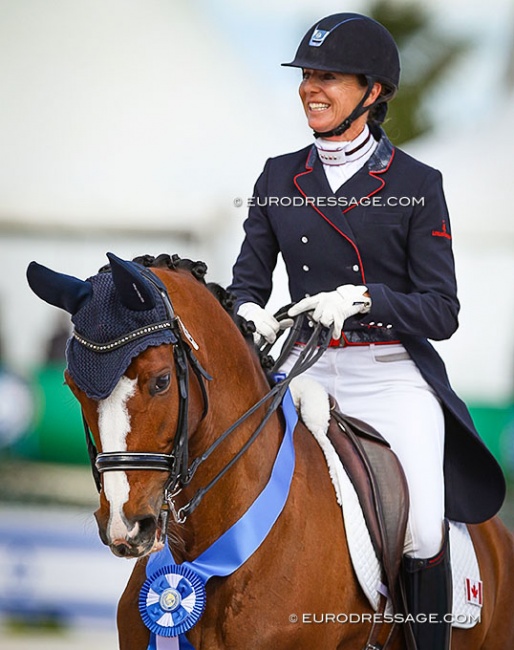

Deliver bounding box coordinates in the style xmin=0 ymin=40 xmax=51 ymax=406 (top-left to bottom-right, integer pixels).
xmin=282 ymin=13 xmax=400 ymax=137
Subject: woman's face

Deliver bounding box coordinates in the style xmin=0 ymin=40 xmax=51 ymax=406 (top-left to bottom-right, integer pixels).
xmin=299 ymin=69 xmax=380 ymax=140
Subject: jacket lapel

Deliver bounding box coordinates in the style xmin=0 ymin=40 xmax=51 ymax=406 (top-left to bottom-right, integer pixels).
xmin=293 ymin=148 xmax=358 ymax=243
xmin=293 ymin=135 xmax=395 ymax=245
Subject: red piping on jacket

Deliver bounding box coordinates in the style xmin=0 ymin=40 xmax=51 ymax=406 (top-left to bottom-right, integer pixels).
xmin=293 ymin=166 xmax=367 ymax=284
xmin=293 ymin=147 xmax=396 ymax=285
xmin=343 ymin=147 xmax=396 ymax=214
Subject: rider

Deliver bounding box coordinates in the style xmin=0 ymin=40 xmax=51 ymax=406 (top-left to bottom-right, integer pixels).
xmin=229 ymin=12 xmax=506 ymax=650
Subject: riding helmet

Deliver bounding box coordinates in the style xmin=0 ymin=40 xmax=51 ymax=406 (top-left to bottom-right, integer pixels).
xmin=282 ymin=12 xmax=400 ymax=97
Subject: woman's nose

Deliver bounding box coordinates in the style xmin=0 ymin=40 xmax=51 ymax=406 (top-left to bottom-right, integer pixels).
xmin=302 ymin=77 xmax=319 ymax=92
xmin=300 ymin=81 xmax=319 ymax=101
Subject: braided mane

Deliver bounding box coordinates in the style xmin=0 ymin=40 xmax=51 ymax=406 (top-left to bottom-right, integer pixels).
xmin=98 ymin=253 xmax=259 ymax=348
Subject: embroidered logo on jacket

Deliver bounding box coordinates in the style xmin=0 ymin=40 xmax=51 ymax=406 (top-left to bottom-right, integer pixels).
xmin=432 ymin=219 xmax=452 ymax=239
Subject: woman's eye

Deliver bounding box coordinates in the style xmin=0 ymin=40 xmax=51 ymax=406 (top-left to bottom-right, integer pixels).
xmin=150 ymin=373 xmax=171 ymax=395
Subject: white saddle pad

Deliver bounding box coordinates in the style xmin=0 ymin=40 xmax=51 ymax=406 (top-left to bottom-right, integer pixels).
xmin=309 ymin=421 xmax=482 ymax=628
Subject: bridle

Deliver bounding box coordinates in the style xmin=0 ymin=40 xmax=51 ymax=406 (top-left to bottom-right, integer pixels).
xmin=80 ymin=268 xmax=331 ymax=524
xmin=81 ymin=268 xmax=212 ymax=502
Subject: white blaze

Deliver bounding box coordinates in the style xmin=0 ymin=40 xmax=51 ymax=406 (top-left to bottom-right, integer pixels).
xmin=98 ymin=375 xmax=137 ymax=542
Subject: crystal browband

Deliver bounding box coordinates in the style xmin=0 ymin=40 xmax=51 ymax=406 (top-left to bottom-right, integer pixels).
xmin=73 ymin=321 xmax=175 ymax=352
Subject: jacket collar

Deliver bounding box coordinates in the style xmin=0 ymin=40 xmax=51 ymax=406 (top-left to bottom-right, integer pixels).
xmin=306 ymin=126 xmax=393 ymax=173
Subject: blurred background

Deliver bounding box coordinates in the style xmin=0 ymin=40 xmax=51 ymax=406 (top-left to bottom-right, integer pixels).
xmin=0 ymin=0 xmax=513 ymax=647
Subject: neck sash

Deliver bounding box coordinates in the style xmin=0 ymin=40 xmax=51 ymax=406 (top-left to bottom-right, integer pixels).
xmin=140 ymin=389 xmax=298 ymax=649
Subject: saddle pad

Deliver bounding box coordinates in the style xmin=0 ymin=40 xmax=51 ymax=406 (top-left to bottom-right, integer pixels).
xmin=308 ymin=418 xmax=483 ymax=629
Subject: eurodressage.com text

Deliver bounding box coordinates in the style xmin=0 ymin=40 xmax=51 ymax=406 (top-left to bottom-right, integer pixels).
xmin=234 ymin=196 xmax=425 ymax=209
xmin=288 ymin=612 xmax=481 ymax=626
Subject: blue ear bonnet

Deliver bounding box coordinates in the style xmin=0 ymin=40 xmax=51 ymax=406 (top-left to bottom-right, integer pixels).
xmin=26 ymin=253 xmax=178 ymax=400
xmin=68 ymin=269 xmax=177 ymax=399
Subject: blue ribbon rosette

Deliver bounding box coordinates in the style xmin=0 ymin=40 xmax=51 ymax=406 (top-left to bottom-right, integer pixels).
xmin=139 ymin=562 xmax=206 ymax=637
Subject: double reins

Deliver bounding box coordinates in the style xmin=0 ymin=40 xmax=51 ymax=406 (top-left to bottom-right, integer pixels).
xmin=167 ymin=318 xmax=332 ymax=523
xmin=81 ymin=270 xmax=331 ymax=522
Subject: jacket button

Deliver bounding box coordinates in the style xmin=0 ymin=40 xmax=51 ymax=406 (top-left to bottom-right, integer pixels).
xmin=301 ymin=236 xmax=308 ymax=243
xmin=302 ymin=265 xmax=310 ymax=272
xmin=386 ymin=324 xmax=393 ymax=329
xmin=377 ymin=322 xmax=383 ymax=327
xmin=353 ymin=264 xmax=359 ymax=272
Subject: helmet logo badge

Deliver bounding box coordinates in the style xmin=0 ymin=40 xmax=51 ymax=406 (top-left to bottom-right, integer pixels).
xmin=309 ymin=28 xmax=330 ymax=47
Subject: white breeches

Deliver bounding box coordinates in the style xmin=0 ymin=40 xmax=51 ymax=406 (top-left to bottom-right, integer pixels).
xmin=280 ymin=343 xmax=445 ymax=559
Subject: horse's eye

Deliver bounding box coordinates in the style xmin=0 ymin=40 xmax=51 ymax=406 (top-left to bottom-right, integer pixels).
xmin=150 ymin=373 xmax=171 ymax=396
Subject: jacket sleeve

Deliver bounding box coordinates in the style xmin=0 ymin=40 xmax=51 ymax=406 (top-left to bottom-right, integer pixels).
xmin=365 ymin=169 xmax=460 ymax=341
xmin=228 ymin=160 xmax=280 ymax=308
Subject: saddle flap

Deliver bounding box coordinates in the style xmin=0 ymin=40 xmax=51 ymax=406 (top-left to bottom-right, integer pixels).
xmin=327 ymin=408 xmax=409 ymax=609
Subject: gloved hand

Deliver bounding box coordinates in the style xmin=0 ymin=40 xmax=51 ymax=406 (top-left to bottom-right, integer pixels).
xmin=288 ymin=285 xmax=371 ymax=340
xmin=237 ymin=302 xmax=294 ymax=344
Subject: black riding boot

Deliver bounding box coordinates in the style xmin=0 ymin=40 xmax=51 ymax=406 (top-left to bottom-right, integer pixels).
xmin=402 ymin=522 xmax=452 ymax=650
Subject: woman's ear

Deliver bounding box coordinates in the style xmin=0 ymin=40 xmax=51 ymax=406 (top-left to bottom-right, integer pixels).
xmin=366 ymin=81 xmax=383 ymax=106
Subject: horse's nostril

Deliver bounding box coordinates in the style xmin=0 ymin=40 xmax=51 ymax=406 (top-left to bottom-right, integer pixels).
xmin=113 ymin=542 xmax=130 ymax=557
xmin=137 ymin=516 xmax=157 ymax=539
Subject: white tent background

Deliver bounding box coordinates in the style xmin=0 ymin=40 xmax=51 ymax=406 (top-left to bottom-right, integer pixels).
xmin=0 ymin=0 xmax=512 ymax=402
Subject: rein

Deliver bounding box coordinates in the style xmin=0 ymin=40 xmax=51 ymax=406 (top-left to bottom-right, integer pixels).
xmin=170 ymin=318 xmax=331 ymax=522
xmin=81 ymin=270 xmax=331 ymax=523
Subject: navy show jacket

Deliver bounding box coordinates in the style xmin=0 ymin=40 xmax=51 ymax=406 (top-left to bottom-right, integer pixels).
xmin=230 ymin=128 xmax=505 ymax=524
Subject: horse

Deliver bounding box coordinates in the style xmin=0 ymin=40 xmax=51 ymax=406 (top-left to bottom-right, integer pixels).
xmin=26 ymin=252 xmax=514 ymax=649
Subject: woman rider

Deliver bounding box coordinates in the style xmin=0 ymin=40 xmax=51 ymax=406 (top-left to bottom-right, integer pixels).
xmin=229 ymin=13 xmax=505 ymax=650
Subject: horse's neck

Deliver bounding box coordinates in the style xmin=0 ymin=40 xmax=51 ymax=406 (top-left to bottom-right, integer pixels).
xmin=175 ymin=356 xmax=283 ymax=561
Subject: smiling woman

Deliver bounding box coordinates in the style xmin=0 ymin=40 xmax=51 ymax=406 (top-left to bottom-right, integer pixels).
xmin=228 ymin=11 xmax=507 ymax=650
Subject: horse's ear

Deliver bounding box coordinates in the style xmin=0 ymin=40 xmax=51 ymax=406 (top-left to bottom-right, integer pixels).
xmin=26 ymin=261 xmax=93 ymax=315
xmin=107 ymin=252 xmax=156 ymax=311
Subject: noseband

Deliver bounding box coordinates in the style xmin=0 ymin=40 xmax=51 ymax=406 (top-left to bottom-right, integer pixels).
xmin=80 ymin=269 xmax=331 ymax=523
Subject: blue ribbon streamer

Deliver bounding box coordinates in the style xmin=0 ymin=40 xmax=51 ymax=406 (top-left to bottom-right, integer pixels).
xmin=144 ymin=389 xmax=298 ymax=649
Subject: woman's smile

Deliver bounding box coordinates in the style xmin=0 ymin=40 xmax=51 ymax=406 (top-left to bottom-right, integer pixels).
xmin=299 ymin=69 xmax=380 ymax=139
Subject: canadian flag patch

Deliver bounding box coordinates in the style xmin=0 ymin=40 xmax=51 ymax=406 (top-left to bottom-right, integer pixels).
xmin=465 ymin=578 xmax=483 ymax=607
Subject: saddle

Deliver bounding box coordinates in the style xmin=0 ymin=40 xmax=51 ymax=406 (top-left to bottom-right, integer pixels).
xmin=326 ymin=398 xmax=409 ymax=612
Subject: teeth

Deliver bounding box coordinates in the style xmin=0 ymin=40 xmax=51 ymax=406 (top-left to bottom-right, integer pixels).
xmin=309 ymin=102 xmax=330 ymax=111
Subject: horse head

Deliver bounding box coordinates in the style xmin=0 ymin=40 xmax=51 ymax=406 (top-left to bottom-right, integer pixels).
xmin=27 ymin=253 xmax=265 ymax=559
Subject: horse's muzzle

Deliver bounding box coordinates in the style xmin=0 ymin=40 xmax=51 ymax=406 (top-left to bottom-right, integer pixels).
xmin=96 ymin=511 xmax=165 ymax=558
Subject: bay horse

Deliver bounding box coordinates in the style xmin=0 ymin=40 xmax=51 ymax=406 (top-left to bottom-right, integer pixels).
xmin=26 ymin=253 xmax=514 ymax=649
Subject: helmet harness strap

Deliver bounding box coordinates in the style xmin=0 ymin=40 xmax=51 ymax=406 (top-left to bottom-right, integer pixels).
xmin=313 ymin=77 xmax=381 ymax=139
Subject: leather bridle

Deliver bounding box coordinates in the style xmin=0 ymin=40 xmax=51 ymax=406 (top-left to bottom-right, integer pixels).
xmin=80 ymin=269 xmax=330 ymax=523
xmin=81 ymin=268 xmax=211 ymax=503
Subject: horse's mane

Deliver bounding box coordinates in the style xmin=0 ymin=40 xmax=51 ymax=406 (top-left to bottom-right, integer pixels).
xmin=98 ymin=253 xmax=273 ymax=370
